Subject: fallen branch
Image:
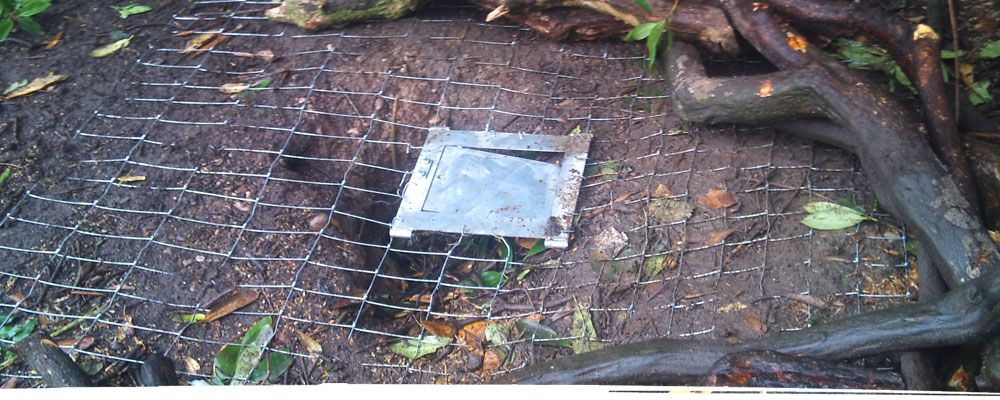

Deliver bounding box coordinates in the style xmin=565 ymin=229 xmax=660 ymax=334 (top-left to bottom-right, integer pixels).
xmin=699 ymin=351 xmax=904 ymax=389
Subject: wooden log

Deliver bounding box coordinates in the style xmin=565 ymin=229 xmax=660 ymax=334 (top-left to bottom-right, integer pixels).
xmin=699 ymin=351 xmax=905 ymax=389
xmin=11 ymin=333 xmax=93 ymax=387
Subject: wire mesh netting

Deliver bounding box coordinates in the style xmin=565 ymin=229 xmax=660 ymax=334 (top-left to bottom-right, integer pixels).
xmin=0 ymin=1 xmax=919 ymax=385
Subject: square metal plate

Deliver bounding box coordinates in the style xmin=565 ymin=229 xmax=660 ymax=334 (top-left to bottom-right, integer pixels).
xmin=390 ymin=128 xmax=593 ymax=249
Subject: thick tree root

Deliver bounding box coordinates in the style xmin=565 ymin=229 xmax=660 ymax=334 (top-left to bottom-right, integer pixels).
xmin=699 ymin=351 xmax=904 ymax=389
xmin=267 ymin=0 xmax=740 ymax=55
xmin=503 ymin=0 xmax=1000 ymax=386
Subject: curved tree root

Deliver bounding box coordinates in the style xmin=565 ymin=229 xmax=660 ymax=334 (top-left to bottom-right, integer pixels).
xmin=504 ymin=0 xmax=1000 ymax=386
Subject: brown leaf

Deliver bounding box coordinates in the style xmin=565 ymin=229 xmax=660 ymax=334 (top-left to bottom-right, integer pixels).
xmin=786 ymin=32 xmax=809 ymax=53
xmin=7 ymin=291 xmax=25 ymax=303
xmin=516 ymin=238 xmax=539 ymax=250
xmin=457 ymin=320 xmax=488 ymax=349
xmin=948 ymin=366 xmax=971 ymax=391
xmin=706 ymin=229 xmax=735 ymax=246
xmin=786 ymin=293 xmax=827 ymax=308
xmin=77 ymin=336 xmax=95 ymax=350
xmin=257 ymin=50 xmax=276 ymax=62
xmin=744 ymin=311 xmax=767 ymax=333
xmin=698 ymin=188 xmax=737 ymax=209
xmin=419 ymin=319 xmax=454 ymax=338
xmin=3 ymin=73 xmax=68 ymax=100
xmin=757 ymin=80 xmax=773 ymax=98
xmin=481 ymin=349 xmax=502 ymax=374
xmin=44 ymin=31 xmax=63 ymax=50
xmin=296 ymin=331 xmax=323 ymax=354
xmin=202 ymin=288 xmax=260 ymax=323
xmin=331 ymin=290 xmax=365 ymax=309
xmin=180 ymin=33 xmax=217 ymax=53
xmin=752 ymin=2 xmax=768 ymax=11
xmin=989 ymin=230 xmax=1000 ymax=247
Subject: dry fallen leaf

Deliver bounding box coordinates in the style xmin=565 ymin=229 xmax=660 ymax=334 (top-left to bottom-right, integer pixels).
xmin=257 ymin=50 xmax=276 ymax=62
xmin=913 ymin=24 xmax=940 ymax=41
xmin=989 ymin=230 xmax=999 ymax=247
xmin=296 ymin=331 xmax=323 ymax=354
xmin=706 ymin=229 xmax=735 ymax=246
xmin=481 ymin=349 xmax=502 ymax=374
xmin=652 ymin=184 xmax=673 ymax=198
xmin=219 ymin=83 xmax=249 ymax=94
xmin=419 ymin=319 xmax=454 ymax=338
xmin=186 ymin=35 xmax=229 ymax=56
xmin=457 ymin=320 xmax=487 ymax=349
xmin=717 ymin=301 xmax=748 ymax=314
xmin=90 ymin=36 xmax=133 ymax=58
xmin=2 ymin=73 xmax=68 ymax=100
xmin=786 ymin=32 xmax=808 ymax=53
xmin=752 ymin=2 xmax=768 ymax=11
xmin=758 ymin=80 xmax=773 ymax=97
xmin=44 ymin=31 xmax=63 ymax=50
xmin=202 ymin=288 xmax=260 ymax=323
xmin=115 ymin=175 xmax=146 ymax=184
xmin=698 ymin=188 xmax=737 ymax=209
xmin=183 ymin=357 xmax=200 ymax=374
xmin=744 ymin=311 xmax=767 ymax=333
xmin=958 ymin=63 xmax=975 ymax=86
xmin=516 ymin=238 xmax=539 ymax=250
xmin=948 ymin=366 xmax=971 ymax=391
xmin=181 ymin=33 xmax=217 ymax=53
xmin=786 ymin=293 xmax=827 ymax=308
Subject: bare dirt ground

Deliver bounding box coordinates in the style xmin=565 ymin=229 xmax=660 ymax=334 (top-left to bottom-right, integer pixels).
xmin=0 ymin=1 xmax=918 ymax=386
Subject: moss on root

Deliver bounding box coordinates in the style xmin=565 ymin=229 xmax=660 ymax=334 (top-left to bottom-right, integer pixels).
xmin=266 ymin=0 xmax=424 ymax=30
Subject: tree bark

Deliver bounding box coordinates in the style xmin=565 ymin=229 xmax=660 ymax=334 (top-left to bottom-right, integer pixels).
xmin=267 ymin=0 xmax=740 ymax=55
xmin=11 ymin=333 xmax=93 ymax=387
xmin=699 ymin=351 xmax=905 ymax=389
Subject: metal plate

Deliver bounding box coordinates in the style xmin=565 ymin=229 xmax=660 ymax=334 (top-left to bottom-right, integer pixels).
xmin=390 ymin=128 xmax=593 ymax=249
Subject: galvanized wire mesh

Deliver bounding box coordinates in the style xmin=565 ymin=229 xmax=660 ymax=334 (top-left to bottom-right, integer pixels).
xmin=0 ymin=1 xmax=916 ymax=385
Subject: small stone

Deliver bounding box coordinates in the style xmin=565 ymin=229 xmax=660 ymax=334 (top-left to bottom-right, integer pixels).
xmin=195 ymin=255 xmax=206 ymax=263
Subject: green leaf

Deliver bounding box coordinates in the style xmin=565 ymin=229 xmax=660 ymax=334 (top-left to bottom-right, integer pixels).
xmin=645 ymin=20 xmax=666 ymax=71
xmin=968 ymin=80 xmax=993 ymax=105
xmin=479 ymin=270 xmax=506 ymax=287
xmin=980 ymin=40 xmax=1000 ymax=59
xmin=230 ymin=317 xmax=274 ymax=385
xmin=633 ymin=0 xmax=653 ymax=14
xmin=940 ymin=49 xmax=966 ymax=59
xmin=212 ymin=316 xmax=276 ymax=385
xmin=1 ymin=80 xmax=25 ymax=96
xmin=236 ymin=78 xmax=272 ymax=99
xmin=171 ymin=312 xmax=205 ymax=324
xmin=249 ymin=349 xmax=293 ymax=383
xmin=15 ymin=15 xmax=42 ymax=35
xmin=14 ymin=0 xmax=48 ymax=17
xmin=0 ymin=0 xmax=14 ymax=13
xmin=0 ymin=317 xmax=36 ymax=343
xmin=0 ymin=19 xmax=13 ymax=42
xmin=516 ymin=267 xmax=531 ymax=283
xmin=801 ymin=201 xmax=874 ymax=231
xmin=570 ymin=302 xmax=602 ymax=354
xmin=642 ymin=254 xmax=667 ymax=280
xmin=484 ymin=322 xmax=511 ymax=359
xmin=515 ymin=319 xmax=571 ymax=348
xmin=525 ymin=239 xmax=546 ymax=258
xmin=111 ymin=4 xmax=152 ymax=19
xmin=388 ymin=335 xmax=450 ymax=360
xmin=90 ymin=36 xmax=132 ymax=58
xmin=624 ymin=22 xmax=658 ymax=42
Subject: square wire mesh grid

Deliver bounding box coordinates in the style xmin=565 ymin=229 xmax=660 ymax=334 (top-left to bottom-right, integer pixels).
xmin=0 ymin=1 xmax=918 ymax=385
